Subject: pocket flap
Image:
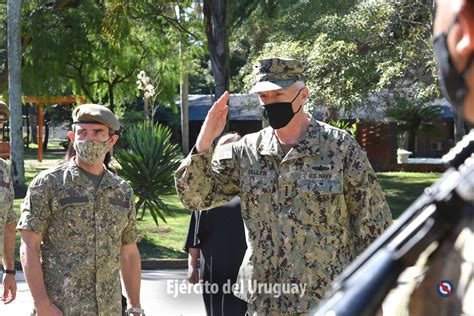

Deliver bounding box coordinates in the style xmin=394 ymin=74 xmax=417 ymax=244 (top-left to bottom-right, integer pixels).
xmin=59 ymin=196 xmax=89 ymax=207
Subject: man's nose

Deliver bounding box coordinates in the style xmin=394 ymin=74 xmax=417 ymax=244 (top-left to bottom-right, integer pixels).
xmin=83 ymin=134 xmax=96 ymax=141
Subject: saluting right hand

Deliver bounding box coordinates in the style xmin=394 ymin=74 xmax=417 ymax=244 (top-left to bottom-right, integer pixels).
xmin=195 ymin=91 xmax=230 ymax=153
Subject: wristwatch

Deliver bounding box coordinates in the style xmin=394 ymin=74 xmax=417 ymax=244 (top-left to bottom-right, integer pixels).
xmin=2 ymin=268 xmax=16 ymax=276
xmin=126 ymin=307 xmax=145 ymax=315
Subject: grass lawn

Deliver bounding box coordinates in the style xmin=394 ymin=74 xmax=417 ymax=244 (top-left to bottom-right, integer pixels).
xmin=136 ymin=194 xmax=190 ymax=259
xmin=11 ymin=154 xmax=442 ymax=260
xmin=377 ymin=171 xmax=441 ymax=219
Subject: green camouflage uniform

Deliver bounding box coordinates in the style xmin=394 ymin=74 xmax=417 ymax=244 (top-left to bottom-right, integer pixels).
xmin=0 ymin=158 xmax=16 ymax=262
xmin=175 ymin=118 xmax=393 ymax=313
xmin=17 ymin=160 xmax=138 ymax=315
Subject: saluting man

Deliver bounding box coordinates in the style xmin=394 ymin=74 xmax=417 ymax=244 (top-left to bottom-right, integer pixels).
xmin=175 ymin=57 xmax=392 ymax=315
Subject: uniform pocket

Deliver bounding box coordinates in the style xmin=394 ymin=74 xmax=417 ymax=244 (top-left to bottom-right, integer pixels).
xmin=294 ymin=179 xmax=343 ymax=227
xmin=109 ymin=197 xmax=130 ymax=210
xmin=240 ymin=175 xmax=275 ymax=221
xmin=106 ymin=196 xmax=130 ymax=230
xmin=241 ymin=175 xmax=275 ymax=193
xmin=60 ymin=197 xmax=93 ymax=237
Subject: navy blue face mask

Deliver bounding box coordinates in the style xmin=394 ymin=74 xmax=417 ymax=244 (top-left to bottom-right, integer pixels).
xmin=432 ymin=18 xmax=474 ymax=115
xmin=262 ymin=88 xmax=304 ymax=129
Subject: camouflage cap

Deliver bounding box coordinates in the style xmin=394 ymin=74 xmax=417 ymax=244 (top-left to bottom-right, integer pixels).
xmin=0 ymin=100 xmax=10 ymax=117
xmin=72 ymin=104 xmax=120 ymax=131
xmin=249 ymin=57 xmax=305 ymax=93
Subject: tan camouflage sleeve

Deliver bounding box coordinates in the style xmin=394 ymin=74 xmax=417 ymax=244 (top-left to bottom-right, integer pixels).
xmin=16 ymin=177 xmax=52 ymax=236
xmin=0 ymin=159 xmax=15 ymax=224
xmin=344 ymin=141 xmax=393 ymax=255
xmin=5 ymin=163 xmax=16 ymax=224
xmin=174 ymin=145 xmax=240 ymax=211
xmin=121 ymin=188 xmax=139 ymax=245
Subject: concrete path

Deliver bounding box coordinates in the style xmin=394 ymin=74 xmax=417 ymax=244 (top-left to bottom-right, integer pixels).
xmin=0 ymin=267 xmax=421 ymax=315
xmin=0 ymin=270 xmax=206 ymax=316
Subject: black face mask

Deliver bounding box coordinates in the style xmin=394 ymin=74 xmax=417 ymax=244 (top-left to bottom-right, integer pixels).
xmin=262 ymin=88 xmax=304 ymax=129
xmin=432 ymin=18 xmax=474 ymax=115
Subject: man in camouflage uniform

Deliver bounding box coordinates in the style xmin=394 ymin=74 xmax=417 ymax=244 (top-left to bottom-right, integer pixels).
xmin=0 ymin=101 xmax=16 ymax=305
xmin=175 ymin=57 xmax=393 ymax=315
xmin=17 ymin=104 xmax=143 ymax=316
xmin=388 ymin=1 xmax=474 ymax=314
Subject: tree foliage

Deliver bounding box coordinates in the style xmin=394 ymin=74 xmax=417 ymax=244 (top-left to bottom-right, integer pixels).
xmin=1 ymin=0 xmax=205 ymax=113
xmin=229 ymin=0 xmax=438 ymax=117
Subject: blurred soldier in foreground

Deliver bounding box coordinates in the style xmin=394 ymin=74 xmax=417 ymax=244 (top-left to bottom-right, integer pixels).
xmin=404 ymin=0 xmax=474 ymax=314
xmin=313 ymin=1 xmax=474 ymax=315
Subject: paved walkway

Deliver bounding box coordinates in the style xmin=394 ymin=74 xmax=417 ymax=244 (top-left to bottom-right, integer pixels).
xmin=0 ymin=270 xmax=206 ymax=316
xmin=0 ymin=267 xmax=421 ymax=315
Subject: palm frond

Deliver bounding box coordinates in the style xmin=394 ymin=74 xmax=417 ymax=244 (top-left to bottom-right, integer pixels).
xmin=115 ymin=122 xmax=182 ymax=225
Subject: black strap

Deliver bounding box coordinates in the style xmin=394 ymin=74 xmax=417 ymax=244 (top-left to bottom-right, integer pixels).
xmin=2 ymin=269 xmax=16 ymax=276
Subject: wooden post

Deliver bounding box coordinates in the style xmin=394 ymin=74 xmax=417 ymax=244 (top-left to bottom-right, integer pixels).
xmin=38 ymin=101 xmax=43 ymax=162
xmin=22 ymin=96 xmax=86 ymax=162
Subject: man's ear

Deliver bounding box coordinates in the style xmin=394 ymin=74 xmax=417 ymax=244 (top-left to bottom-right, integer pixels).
xmin=67 ymin=130 xmax=75 ymax=143
xmin=301 ymin=86 xmax=309 ymax=103
xmin=456 ymin=3 xmax=474 ymax=56
xmin=109 ymin=134 xmax=119 ymax=147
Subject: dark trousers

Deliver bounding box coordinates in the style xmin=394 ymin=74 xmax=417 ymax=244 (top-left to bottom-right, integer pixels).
xmin=203 ymin=287 xmax=247 ymax=316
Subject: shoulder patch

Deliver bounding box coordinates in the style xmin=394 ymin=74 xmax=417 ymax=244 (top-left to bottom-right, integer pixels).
xmin=214 ymin=143 xmax=233 ymax=160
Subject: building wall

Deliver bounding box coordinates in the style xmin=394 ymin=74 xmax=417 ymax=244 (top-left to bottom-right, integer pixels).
xmin=413 ymin=120 xmax=454 ymax=158
xmin=356 ymin=122 xmax=398 ymax=171
xmin=189 ymin=120 xmax=262 ymax=148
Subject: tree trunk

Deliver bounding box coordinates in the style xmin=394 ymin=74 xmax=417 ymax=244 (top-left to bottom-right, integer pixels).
xmin=29 ymin=105 xmax=38 ymax=144
xmin=179 ymin=15 xmax=190 ymax=155
xmin=407 ymin=130 xmax=416 ymax=156
xmin=203 ymin=0 xmax=229 ymax=100
xmin=43 ymin=122 xmax=49 ymax=151
xmin=176 ymin=4 xmax=190 ymax=153
xmin=24 ymin=103 xmax=30 ymax=148
xmin=453 ymin=110 xmax=466 ymax=143
xmin=108 ymin=83 xmax=115 ymax=113
xmin=8 ymin=0 xmax=27 ymax=198
xmin=180 ymin=68 xmax=189 ymax=154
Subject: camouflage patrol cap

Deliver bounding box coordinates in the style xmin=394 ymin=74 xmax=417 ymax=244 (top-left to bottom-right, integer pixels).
xmin=0 ymin=100 xmax=10 ymax=117
xmin=249 ymin=57 xmax=305 ymax=93
xmin=72 ymin=104 xmax=120 ymax=131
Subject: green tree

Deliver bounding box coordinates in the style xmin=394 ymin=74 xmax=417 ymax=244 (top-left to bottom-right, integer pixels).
xmin=386 ymin=96 xmax=442 ymax=154
xmin=1 ymin=0 xmax=204 ymax=114
xmin=225 ymin=0 xmax=438 ymax=118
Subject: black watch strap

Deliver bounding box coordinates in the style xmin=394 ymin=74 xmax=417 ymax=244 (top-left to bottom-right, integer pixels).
xmin=2 ymin=269 xmax=16 ymax=275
